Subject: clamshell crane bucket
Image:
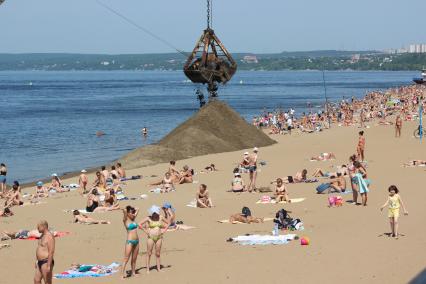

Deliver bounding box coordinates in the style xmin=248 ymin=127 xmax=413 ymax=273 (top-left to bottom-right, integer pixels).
xmin=183 ymin=0 xmax=237 ymax=98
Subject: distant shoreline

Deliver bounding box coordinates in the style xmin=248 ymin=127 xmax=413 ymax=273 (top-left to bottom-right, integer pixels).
xmin=0 ymin=52 xmax=425 ymax=72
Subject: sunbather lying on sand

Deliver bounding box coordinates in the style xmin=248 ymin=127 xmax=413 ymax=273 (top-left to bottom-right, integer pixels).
xmin=273 ymin=169 xmax=308 ymax=184
xmin=229 ymin=207 xmax=263 ymax=224
xmin=312 ymin=165 xmax=348 ymax=178
xmin=161 ymin=202 xmax=194 ymax=230
xmin=149 ymin=172 xmax=175 ymax=193
xmin=271 ymin=178 xmax=290 ymax=202
xmin=73 ymin=210 xmax=110 ymax=224
xmin=200 ymin=164 xmax=217 ymax=173
xmin=403 ymin=160 xmax=426 ymax=167
xmin=310 ymin=152 xmax=336 ymax=161
xmin=1 ymin=229 xmax=58 ymax=240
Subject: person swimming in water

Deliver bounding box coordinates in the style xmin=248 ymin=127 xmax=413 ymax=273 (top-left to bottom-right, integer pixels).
xmin=139 ymin=205 xmax=169 ymax=273
xmin=121 ymin=206 xmax=140 ymax=278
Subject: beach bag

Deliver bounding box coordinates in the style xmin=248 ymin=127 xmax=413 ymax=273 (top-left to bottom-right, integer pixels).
xmin=274 ymin=209 xmax=292 ymax=229
xmin=316 ymin=183 xmax=331 ymax=193
xmin=261 ymin=195 xmax=271 ymax=203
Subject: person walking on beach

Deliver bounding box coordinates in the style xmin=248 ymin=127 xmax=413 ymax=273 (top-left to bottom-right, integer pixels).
xmin=247 ymin=147 xmax=258 ymax=192
xmin=395 ymin=115 xmax=402 ymax=137
xmin=34 ymin=220 xmax=55 ymax=284
xmin=357 ymin=131 xmax=365 ymax=162
xmin=380 ymin=185 xmax=408 ymax=239
xmin=78 ymin=170 xmax=88 ymax=195
xmin=0 ymin=163 xmax=7 ymax=195
xmin=121 ymin=206 xmax=140 ymax=278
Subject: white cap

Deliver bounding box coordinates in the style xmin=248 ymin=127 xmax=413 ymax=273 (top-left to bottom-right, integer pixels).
xmin=253 ymin=147 xmax=259 ymax=152
xmin=244 ymin=152 xmax=249 ymax=155
xmin=148 ymin=205 xmax=161 ymax=215
xmin=234 ymin=172 xmax=241 ymax=177
xmin=81 ymin=169 xmax=87 ymax=173
xmin=51 ymin=173 xmax=58 ymax=177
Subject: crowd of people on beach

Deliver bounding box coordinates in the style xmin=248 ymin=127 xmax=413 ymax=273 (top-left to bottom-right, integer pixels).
xmin=1 ymin=83 xmax=424 ymax=283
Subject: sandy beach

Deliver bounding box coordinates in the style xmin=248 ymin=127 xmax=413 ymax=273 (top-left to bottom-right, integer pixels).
xmin=1 ymin=115 xmax=425 ymax=284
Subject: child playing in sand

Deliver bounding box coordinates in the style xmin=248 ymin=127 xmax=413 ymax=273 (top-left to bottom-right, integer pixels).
xmin=380 ymin=185 xmax=408 ymax=239
xmin=78 ymin=170 xmax=88 ymax=195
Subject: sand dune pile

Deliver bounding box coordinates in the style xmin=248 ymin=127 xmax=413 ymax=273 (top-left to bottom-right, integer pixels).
xmin=120 ymin=100 xmax=276 ymax=168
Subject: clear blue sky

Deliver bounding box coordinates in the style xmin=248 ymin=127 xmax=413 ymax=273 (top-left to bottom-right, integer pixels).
xmin=1 ymin=0 xmax=425 ymax=54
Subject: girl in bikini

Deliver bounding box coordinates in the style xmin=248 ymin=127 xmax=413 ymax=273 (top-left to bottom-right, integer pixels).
xmin=139 ymin=206 xmax=169 ymax=273
xmin=196 ymin=184 xmax=213 ymax=208
xmin=149 ymin=172 xmax=175 ymax=193
xmin=121 ymin=206 xmax=139 ymax=278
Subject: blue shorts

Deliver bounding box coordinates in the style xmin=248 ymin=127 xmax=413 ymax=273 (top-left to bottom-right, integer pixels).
xmin=0 ymin=176 xmax=6 ymax=184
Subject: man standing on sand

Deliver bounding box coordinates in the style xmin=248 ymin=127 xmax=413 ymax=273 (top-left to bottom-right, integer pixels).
xmin=34 ymin=220 xmax=55 ymax=284
xmin=78 ymin=170 xmax=88 ymax=195
xmin=247 ymin=147 xmax=258 ymax=192
xmin=395 ymin=115 xmax=402 ymax=137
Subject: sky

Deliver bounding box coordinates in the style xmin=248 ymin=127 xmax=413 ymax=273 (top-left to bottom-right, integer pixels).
xmin=0 ymin=0 xmax=425 ymax=54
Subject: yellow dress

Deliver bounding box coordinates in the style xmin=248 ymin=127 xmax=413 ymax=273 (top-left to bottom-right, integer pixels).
xmin=388 ymin=194 xmax=400 ymax=218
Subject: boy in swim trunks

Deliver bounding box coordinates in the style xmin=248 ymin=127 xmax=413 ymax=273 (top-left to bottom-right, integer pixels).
xmin=380 ymin=185 xmax=408 ymax=239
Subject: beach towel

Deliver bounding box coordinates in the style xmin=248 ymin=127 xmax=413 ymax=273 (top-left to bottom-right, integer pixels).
xmin=19 ymin=232 xmax=70 ymax=241
xmin=218 ymin=217 xmax=274 ymax=224
xmin=354 ymin=173 xmax=369 ymax=194
xmin=256 ymin=198 xmax=306 ymax=204
xmin=64 ymin=209 xmax=90 ymax=214
xmin=120 ymin=175 xmax=142 ymax=182
xmin=186 ymin=200 xmax=197 ymax=208
xmin=229 ymin=234 xmax=297 ymax=245
xmin=116 ymin=193 xmax=147 ymax=201
xmin=304 ymin=178 xmax=319 ymax=183
xmin=54 ymin=262 xmax=120 ymax=279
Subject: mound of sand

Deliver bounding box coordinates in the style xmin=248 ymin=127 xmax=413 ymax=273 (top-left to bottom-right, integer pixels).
xmin=119 ymin=100 xmax=276 ymax=169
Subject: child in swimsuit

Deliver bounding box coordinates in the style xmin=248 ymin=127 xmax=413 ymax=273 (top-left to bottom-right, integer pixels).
xmin=139 ymin=205 xmax=169 ymax=273
xmin=380 ymin=185 xmax=408 ymax=239
xmin=273 ymin=178 xmax=290 ymax=202
xmin=121 ymin=206 xmax=139 ymax=278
